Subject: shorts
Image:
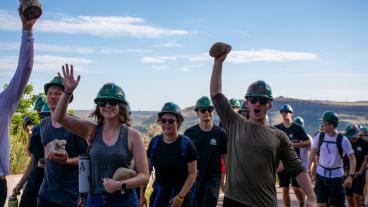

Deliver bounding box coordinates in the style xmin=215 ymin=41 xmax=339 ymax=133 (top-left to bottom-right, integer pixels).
xmin=277 ymin=170 xmax=299 ymax=188
xmin=314 ymin=174 xmax=345 ymax=206
xmin=346 ymin=173 xmax=365 ymax=196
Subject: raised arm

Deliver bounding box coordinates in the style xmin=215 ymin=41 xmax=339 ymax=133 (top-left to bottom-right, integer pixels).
xmin=1 ymin=8 xmax=38 ymax=115
xmin=52 ymin=64 xmax=96 ymax=139
xmin=209 ymin=43 xmax=231 ymax=97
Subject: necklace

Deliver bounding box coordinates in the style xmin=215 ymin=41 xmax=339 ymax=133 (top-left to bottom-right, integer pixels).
xmin=163 ymin=135 xmax=178 ymax=144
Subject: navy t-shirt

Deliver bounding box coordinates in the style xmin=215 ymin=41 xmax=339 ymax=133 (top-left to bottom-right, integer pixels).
xmin=274 ymin=123 xmax=309 ymax=157
xmin=147 ymin=135 xmax=198 ymax=188
xmin=38 ymin=117 xmax=87 ymax=207
xmin=27 ymin=132 xmax=44 ymax=189
xmin=184 ymin=124 xmax=227 ymax=180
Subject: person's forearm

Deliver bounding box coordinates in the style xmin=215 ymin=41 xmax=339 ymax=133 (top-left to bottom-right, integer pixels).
xmin=53 ymin=93 xmax=71 ymax=124
xmin=296 ymin=172 xmax=317 ymax=199
xmin=358 ymin=157 xmax=368 ymax=174
xmin=5 ymin=31 xmax=34 ymax=114
xmin=66 ymin=156 xmax=80 ymax=165
xmin=125 ymin=173 xmax=150 ymax=189
xmin=348 ymin=155 xmax=356 ymax=175
xmin=210 ymin=60 xmax=223 ymax=97
xmin=178 ymin=172 xmax=197 ymax=197
xmin=307 ymin=149 xmax=317 ymax=170
xmin=18 ymin=157 xmax=33 ymax=187
xmin=293 ymin=140 xmax=311 ymax=148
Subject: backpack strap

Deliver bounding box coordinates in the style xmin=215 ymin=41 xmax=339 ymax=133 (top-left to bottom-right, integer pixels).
xmin=336 ymin=133 xmax=344 ymax=159
xmin=317 ymin=132 xmax=325 ymax=157
xmin=149 ymin=134 xmax=163 ymax=165
xmin=317 ymin=132 xmax=344 ymax=159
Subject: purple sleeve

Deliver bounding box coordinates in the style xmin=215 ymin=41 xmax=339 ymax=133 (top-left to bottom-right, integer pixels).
xmin=0 ymin=31 xmax=34 ymax=116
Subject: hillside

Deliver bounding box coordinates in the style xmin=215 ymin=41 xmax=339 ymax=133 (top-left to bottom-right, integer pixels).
xmin=74 ymin=97 xmax=368 ymax=135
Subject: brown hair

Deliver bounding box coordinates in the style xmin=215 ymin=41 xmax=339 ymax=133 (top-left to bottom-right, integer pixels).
xmin=89 ymin=103 xmax=132 ymax=126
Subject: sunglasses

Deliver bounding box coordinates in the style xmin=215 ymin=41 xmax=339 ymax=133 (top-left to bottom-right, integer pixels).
xmin=159 ymin=118 xmax=176 ymax=125
xmin=199 ymin=108 xmax=214 ymax=113
xmin=247 ymin=96 xmax=270 ymax=105
xmin=96 ymin=100 xmax=120 ymax=107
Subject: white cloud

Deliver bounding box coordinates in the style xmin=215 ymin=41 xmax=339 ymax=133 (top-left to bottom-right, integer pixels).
xmin=185 ymin=49 xmax=318 ymax=63
xmin=180 ymin=64 xmax=204 ymax=72
xmin=141 ymin=56 xmax=176 ymax=63
xmin=0 ymin=42 xmax=150 ymax=54
xmin=154 ymin=42 xmax=183 ymax=48
xmin=228 ymin=49 xmax=319 ymax=63
xmin=0 ymin=10 xmax=189 ymax=38
xmin=0 ymin=55 xmax=93 ymax=73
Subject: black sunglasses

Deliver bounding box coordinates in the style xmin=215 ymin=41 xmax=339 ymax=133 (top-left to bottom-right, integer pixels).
xmin=96 ymin=100 xmax=120 ymax=107
xmin=159 ymin=118 xmax=176 ymax=125
xmin=199 ymin=108 xmax=214 ymax=113
xmin=247 ymin=96 xmax=270 ymax=105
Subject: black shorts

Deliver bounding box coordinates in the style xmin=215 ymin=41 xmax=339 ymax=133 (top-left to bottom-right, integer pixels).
xmin=277 ymin=170 xmax=299 ymax=188
xmin=346 ymin=173 xmax=366 ymax=196
xmin=314 ymin=174 xmax=345 ymax=206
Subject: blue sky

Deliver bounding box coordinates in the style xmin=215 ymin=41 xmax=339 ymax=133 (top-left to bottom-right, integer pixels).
xmin=1 ymin=0 xmax=367 ymax=110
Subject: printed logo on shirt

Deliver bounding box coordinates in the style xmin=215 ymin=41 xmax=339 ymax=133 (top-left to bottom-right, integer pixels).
xmin=357 ymin=147 xmax=362 ymax=152
xmin=288 ymin=134 xmax=293 ymax=139
xmin=210 ymin=138 xmax=217 ymax=146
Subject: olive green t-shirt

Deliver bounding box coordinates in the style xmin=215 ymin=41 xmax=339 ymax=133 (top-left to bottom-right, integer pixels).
xmin=212 ymin=93 xmax=304 ymax=207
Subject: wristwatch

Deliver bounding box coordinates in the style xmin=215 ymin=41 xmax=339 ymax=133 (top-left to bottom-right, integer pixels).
xmin=120 ymin=181 xmax=127 ymax=195
xmin=348 ymin=173 xmax=354 ymax=178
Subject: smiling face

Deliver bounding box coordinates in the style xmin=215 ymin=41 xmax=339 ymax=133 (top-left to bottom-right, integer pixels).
xmin=246 ymin=96 xmax=272 ymax=124
xmin=281 ymin=110 xmax=293 ymax=122
xmin=158 ymin=113 xmax=179 ymax=137
xmin=46 ymin=86 xmax=64 ymax=111
xmin=97 ymin=99 xmax=120 ymax=119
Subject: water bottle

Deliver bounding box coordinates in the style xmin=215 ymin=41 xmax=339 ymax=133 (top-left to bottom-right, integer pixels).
xmin=19 ymin=0 xmax=42 ymax=20
xmin=79 ymin=154 xmax=90 ymax=193
xmin=8 ymin=193 xmax=18 ymax=207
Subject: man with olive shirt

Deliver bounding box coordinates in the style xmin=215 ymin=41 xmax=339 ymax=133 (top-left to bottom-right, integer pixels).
xmin=184 ymin=96 xmax=228 ymax=207
xmin=209 ymin=42 xmax=316 ymax=207
xmin=274 ymin=104 xmax=311 ymax=207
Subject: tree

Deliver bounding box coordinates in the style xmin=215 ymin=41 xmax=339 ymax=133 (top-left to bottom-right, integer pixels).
xmin=2 ymin=83 xmax=41 ymax=174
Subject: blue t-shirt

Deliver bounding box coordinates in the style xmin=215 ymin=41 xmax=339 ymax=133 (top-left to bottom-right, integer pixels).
xmin=38 ymin=117 xmax=87 ymax=207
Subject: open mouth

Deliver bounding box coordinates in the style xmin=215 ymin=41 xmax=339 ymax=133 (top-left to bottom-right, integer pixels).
xmin=254 ymin=109 xmax=261 ymax=114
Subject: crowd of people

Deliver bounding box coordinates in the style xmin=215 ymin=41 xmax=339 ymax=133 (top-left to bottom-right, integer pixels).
xmin=0 ymin=6 xmax=367 ymax=207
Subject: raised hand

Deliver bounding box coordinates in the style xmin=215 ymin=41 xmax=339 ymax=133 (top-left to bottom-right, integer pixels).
xmin=19 ymin=6 xmax=38 ymax=32
xmin=58 ymin=64 xmax=81 ymax=94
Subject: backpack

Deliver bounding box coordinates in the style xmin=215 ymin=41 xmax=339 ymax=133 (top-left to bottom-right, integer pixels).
xmin=148 ymin=134 xmax=197 ymax=204
xmin=317 ymin=133 xmax=344 ymax=159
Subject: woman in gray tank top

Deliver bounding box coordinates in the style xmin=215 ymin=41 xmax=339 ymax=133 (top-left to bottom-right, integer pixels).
xmin=52 ymin=65 xmax=149 ymax=207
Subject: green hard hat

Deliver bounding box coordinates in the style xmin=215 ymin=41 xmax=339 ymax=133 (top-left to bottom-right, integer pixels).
xmin=229 ymin=98 xmax=241 ymax=108
xmin=33 ymin=95 xmax=46 ymax=110
xmin=345 ymin=124 xmax=359 ymax=139
xmin=320 ymin=111 xmax=339 ymax=127
xmin=293 ymin=116 xmax=305 ymax=127
xmin=94 ymin=83 xmax=127 ymax=104
xmin=245 ymin=80 xmax=273 ymax=100
xmin=359 ymin=126 xmax=368 ymax=136
xmin=239 ymin=102 xmax=249 ymax=112
xmin=44 ymin=76 xmax=64 ymax=94
xmin=157 ymin=102 xmax=184 ymax=123
xmin=39 ymin=103 xmax=51 ymax=115
xmin=44 ymin=76 xmax=73 ymax=103
xmin=195 ymin=96 xmax=214 ymax=110
xmin=280 ymin=104 xmax=293 ymax=113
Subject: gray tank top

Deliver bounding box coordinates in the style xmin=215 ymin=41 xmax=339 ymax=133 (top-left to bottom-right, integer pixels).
xmin=90 ymin=124 xmax=132 ymax=193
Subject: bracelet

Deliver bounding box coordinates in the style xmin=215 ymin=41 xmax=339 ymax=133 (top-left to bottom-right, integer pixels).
xmin=64 ymin=91 xmax=73 ymax=95
xmin=176 ymin=195 xmax=184 ymax=202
